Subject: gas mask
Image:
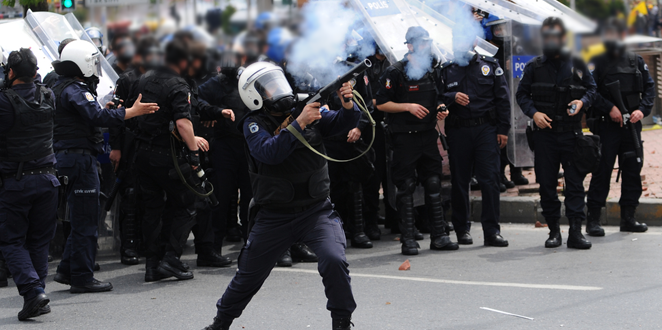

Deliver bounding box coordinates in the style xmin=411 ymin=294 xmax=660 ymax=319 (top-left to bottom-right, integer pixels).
xmin=604 ymin=40 xmax=625 ymax=58
xmin=541 ymin=29 xmax=564 ymax=58
xmin=264 ymin=94 xmax=296 ymax=115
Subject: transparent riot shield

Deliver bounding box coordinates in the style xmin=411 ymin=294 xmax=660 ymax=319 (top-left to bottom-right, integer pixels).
xmin=349 ymin=0 xmax=449 ymax=64
xmin=505 ymin=20 xmax=542 ymax=167
xmin=25 ymin=10 xmax=118 ymax=103
xmin=0 ymin=19 xmax=57 ymax=81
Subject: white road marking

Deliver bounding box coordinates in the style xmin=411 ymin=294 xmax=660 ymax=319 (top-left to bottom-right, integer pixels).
xmin=480 ymin=307 xmax=534 ymax=320
xmin=272 ymin=268 xmax=603 ymax=291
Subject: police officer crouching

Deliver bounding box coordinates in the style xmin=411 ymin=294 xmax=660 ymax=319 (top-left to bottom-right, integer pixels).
xmin=134 ymin=39 xmax=202 ymax=282
xmin=203 ymin=62 xmax=358 ymax=330
xmin=0 ymin=48 xmax=58 ymax=320
xmin=585 ymin=18 xmax=654 ymax=235
xmin=441 ymin=29 xmax=512 ymax=247
xmin=516 ymin=17 xmax=597 ymax=249
xmin=51 ymin=40 xmax=159 ymax=292
xmin=376 ymin=26 xmax=458 ymax=255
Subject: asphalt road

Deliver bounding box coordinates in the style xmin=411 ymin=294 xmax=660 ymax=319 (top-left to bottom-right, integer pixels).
xmin=1 ymin=224 xmax=661 ymax=329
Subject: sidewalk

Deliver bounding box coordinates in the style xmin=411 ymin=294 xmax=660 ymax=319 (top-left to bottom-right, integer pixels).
xmin=466 ymin=127 xmax=662 ymax=225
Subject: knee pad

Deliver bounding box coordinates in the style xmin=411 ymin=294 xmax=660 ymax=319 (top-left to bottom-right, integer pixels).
xmin=424 ymin=175 xmax=441 ymax=195
xmin=397 ymin=178 xmax=417 ymax=195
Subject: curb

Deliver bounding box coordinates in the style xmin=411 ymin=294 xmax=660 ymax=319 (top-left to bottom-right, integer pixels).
xmin=470 ymin=197 xmax=662 ymax=226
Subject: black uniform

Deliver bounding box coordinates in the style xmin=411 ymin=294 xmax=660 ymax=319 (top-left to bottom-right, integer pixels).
xmin=0 ymin=82 xmax=58 ymax=314
xmin=376 ymin=57 xmax=456 ymax=255
xmin=362 ymin=54 xmax=395 ymax=235
xmin=214 ymin=105 xmax=359 ymax=326
xmin=198 ymin=73 xmax=253 ymax=249
xmin=134 ymin=66 xmax=197 ymax=280
xmin=516 ymin=54 xmax=597 ymax=248
xmin=109 ymin=67 xmax=142 ymax=265
xmin=324 ymin=59 xmax=375 ymax=248
xmin=586 ymin=51 xmax=654 ymax=231
xmin=440 ymin=54 xmax=511 ymax=242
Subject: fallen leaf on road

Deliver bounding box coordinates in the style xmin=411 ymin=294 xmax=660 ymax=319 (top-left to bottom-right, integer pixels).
xmin=386 ymin=302 xmax=391 ymax=305
xmin=399 ymin=259 xmax=411 ymax=271
xmin=535 ymin=221 xmax=548 ymax=228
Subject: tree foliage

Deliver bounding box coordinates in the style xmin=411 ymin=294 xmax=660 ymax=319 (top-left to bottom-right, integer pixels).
xmin=2 ymin=0 xmax=49 ymax=16
xmin=559 ymin=0 xmax=626 ymax=21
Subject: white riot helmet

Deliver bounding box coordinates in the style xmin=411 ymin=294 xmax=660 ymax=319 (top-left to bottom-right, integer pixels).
xmin=52 ymin=39 xmax=102 ymax=78
xmin=238 ymin=61 xmax=295 ymax=113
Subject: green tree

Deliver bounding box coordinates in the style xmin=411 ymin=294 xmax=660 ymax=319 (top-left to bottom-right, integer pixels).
xmin=559 ymin=0 xmax=625 ymax=21
xmin=2 ymin=0 xmax=49 ymax=17
xmin=221 ymin=5 xmax=236 ymax=35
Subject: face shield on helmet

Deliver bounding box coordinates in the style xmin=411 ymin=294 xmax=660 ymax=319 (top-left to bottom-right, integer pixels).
xmin=238 ymin=62 xmax=294 ymax=114
xmin=53 ymin=39 xmax=103 ymax=78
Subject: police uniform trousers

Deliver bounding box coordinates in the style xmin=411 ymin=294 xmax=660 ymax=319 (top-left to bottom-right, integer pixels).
xmin=209 ymin=136 xmax=253 ymax=248
xmin=363 ymin=124 xmax=397 ymax=224
xmin=446 ymin=123 xmax=501 ymax=236
xmin=390 ymin=129 xmax=443 ymax=187
xmin=0 ymin=174 xmax=58 ymax=299
xmin=56 ymin=152 xmax=101 ymax=286
xmin=533 ymin=129 xmax=587 ymax=222
xmin=136 ymin=148 xmax=197 ymax=258
xmin=587 ymin=120 xmax=643 ymax=209
xmin=216 ymin=199 xmax=356 ymax=321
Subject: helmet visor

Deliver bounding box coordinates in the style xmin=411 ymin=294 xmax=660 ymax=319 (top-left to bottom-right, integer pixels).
xmin=253 ymin=71 xmax=293 ymax=102
xmin=93 ymin=53 xmax=102 ymax=77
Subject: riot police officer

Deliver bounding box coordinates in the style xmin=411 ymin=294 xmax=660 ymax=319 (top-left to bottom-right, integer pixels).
xmin=134 ymin=39 xmax=200 ymax=282
xmin=585 ymin=19 xmax=654 ymax=235
xmin=376 ymin=26 xmax=458 ymax=255
xmin=203 ymin=62 xmax=358 ymax=330
xmin=51 ymin=40 xmax=158 ymax=292
xmin=0 ymin=48 xmax=57 ymax=320
xmin=364 ymin=45 xmax=394 ymax=238
xmin=441 ymin=30 xmax=511 ymax=247
xmin=108 ymin=36 xmax=162 ymax=266
xmin=516 ymin=17 xmax=597 ymax=249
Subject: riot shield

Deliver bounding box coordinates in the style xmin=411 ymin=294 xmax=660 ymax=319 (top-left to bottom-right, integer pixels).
xmin=349 ymin=0 xmax=450 ymax=65
xmin=24 ymin=10 xmax=118 ymax=103
xmin=0 ymin=19 xmax=57 ymax=81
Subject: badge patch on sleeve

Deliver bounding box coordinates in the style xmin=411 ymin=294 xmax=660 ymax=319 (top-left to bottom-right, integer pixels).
xmin=481 ymin=65 xmax=490 ymax=76
xmin=644 ymin=63 xmax=649 ymax=71
xmin=576 ymin=70 xmax=583 ymax=79
xmin=188 ymin=92 xmax=191 ymax=104
xmin=85 ymin=92 xmax=95 ymax=102
xmin=495 ymin=67 xmax=504 ymax=76
xmin=364 ymin=75 xmax=369 ymax=86
xmin=385 ymin=78 xmax=392 ymax=89
xmin=248 ymin=122 xmax=259 ymax=134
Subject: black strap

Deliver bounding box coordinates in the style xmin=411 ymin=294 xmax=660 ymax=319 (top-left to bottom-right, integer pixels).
xmin=2 ymin=166 xmax=56 ymax=180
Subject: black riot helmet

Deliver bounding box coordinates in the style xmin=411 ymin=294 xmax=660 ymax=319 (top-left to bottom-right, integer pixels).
xmin=219 ymin=50 xmax=241 ymax=79
xmin=3 ymin=48 xmax=39 ymax=87
xmin=136 ymin=36 xmax=163 ymax=71
xmin=602 ymin=17 xmax=627 ymax=58
xmin=487 ymin=19 xmax=510 ymax=44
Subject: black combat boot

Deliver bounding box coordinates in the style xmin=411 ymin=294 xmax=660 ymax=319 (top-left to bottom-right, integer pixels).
xmin=620 ymin=206 xmax=648 ymax=233
xmin=501 ymin=174 xmax=515 ymax=189
xmin=120 ymin=187 xmax=140 ymax=265
xmin=291 ymin=243 xmax=318 ymax=262
xmin=276 ymin=249 xmax=293 ymax=267
xmin=350 ymin=187 xmax=373 ymax=249
xmin=332 ymin=317 xmax=353 ymax=330
xmin=398 ymin=191 xmax=419 ymax=255
xmin=157 ymin=253 xmax=194 ymax=280
xmin=145 ymin=257 xmax=171 ymax=282
xmin=545 ymin=219 xmax=562 ymax=248
xmin=510 ymin=167 xmax=529 ymax=185
xmin=567 ymin=218 xmax=592 ymax=249
xmin=586 ymin=207 xmax=605 ymax=237
xmin=18 ymin=292 xmax=49 ymax=321
xmin=457 ymin=232 xmax=473 ymax=245
xmin=202 ymin=317 xmax=232 ymax=330
xmin=197 ymin=250 xmax=232 ymax=267
xmin=426 ymin=189 xmax=458 ymax=251
xmin=0 ymin=258 xmax=8 ymax=287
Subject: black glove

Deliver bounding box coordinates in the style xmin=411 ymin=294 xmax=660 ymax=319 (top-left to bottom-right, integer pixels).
xmin=187 ymin=149 xmax=201 ymax=167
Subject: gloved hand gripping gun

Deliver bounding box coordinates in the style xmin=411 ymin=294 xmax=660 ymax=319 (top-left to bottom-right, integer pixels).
xmin=605 ymin=80 xmax=643 ymax=164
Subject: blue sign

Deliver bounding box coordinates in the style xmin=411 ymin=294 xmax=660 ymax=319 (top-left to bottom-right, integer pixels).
xmin=511 ymin=55 xmax=536 ymax=79
xmin=359 ymin=0 xmax=401 ymax=17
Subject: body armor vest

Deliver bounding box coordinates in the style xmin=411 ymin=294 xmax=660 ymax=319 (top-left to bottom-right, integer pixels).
xmin=136 ymin=69 xmax=188 ymax=147
xmin=387 ymin=60 xmax=438 ymax=133
xmin=597 ymin=52 xmax=643 ymax=112
xmin=529 ymin=56 xmax=587 ymax=123
xmin=52 ymin=78 xmax=104 ymax=145
xmin=0 ymin=86 xmax=55 ymax=162
xmin=247 ymin=112 xmax=330 ymax=209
